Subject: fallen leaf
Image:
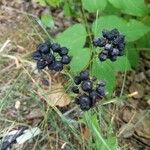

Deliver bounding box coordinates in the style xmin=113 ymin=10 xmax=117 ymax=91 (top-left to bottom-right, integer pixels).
xmin=39 ymin=83 xmax=70 ymax=107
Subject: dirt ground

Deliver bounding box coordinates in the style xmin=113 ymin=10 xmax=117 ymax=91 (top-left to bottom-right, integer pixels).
xmin=0 ymin=1 xmax=150 ymax=150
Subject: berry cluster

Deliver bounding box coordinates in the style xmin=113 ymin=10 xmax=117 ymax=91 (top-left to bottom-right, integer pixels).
xmin=32 ymin=42 xmax=71 ymax=71
xmin=72 ymin=70 xmax=106 ymax=111
xmin=93 ymin=28 xmax=125 ymax=62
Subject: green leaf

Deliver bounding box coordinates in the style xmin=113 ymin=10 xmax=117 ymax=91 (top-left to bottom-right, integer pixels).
xmin=56 ymin=24 xmax=87 ymax=50
xmin=91 ymin=59 xmax=116 ymax=95
xmin=41 ymin=13 xmax=54 ymax=28
xmin=45 ymin=0 xmax=61 ymax=7
xmin=108 ymin=0 xmax=148 ymax=16
xmin=127 ymin=45 xmax=139 ymax=68
xmin=111 ymin=55 xmax=131 ymax=72
xmin=125 ymin=19 xmax=150 ymax=42
xmin=92 ymin=15 xmax=150 ymax=42
xmin=92 ymin=15 xmax=126 ymax=37
xmin=63 ymin=2 xmax=71 ymax=16
xmin=82 ymin=0 xmax=107 ymax=13
xmin=70 ymin=48 xmax=91 ymax=74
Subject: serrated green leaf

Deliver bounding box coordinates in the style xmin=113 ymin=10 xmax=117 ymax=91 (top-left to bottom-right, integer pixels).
xmin=92 ymin=15 xmax=150 ymax=42
xmin=41 ymin=14 xmax=54 ymax=28
xmin=91 ymin=59 xmax=116 ymax=95
xmin=70 ymin=48 xmax=91 ymax=74
xmin=56 ymin=24 xmax=87 ymax=50
xmin=108 ymin=0 xmax=148 ymax=17
xmin=82 ymin=0 xmax=107 ymax=13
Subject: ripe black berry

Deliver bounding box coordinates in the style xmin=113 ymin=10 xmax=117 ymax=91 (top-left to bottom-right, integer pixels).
xmin=51 ymin=43 xmax=61 ymax=52
xmin=79 ymin=95 xmax=91 ymax=111
xmin=113 ymin=35 xmax=125 ymax=45
xmin=111 ymin=48 xmax=119 ymax=56
xmin=110 ymin=28 xmax=119 ymax=39
xmin=75 ymin=97 xmax=80 ymax=104
xmin=98 ymin=53 xmax=107 ymax=61
xmin=79 ymin=70 xmax=89 ymax=81
xmin=89 ymin=90 xmax=98 ymax=107
xmin=44 ymin=54 xmax=55 ymax=64
xmin=96 ymin=85 xmax=105 ymax=97
xmin=37 ymin=60 xmax=47 ymax=69
xmin=32 ymin=51 xmax=42 ymax=60
xmin=93 ymin=28 xmax=125 ymax=62
xmin=61 ymin=55 xmax=71 ymax=64
xmin=104 ymin=44 xmax=113 ymax=51
xmin=52 ymin=61 xmax=63 ymax=71
xmin=72 ymin=86 xmax=79 ymax=94
xmin=74 ymin=76 xmax=81 ymax=85
xmin=81 ymin=80 xmax=93 ymax=92
xmin=59 ymin=47 xmax=69 ymax=56
xmin=37 ymin=43 xmax=50 ymax=54
xmin=93 ymin=37 xmax=106 ymax=47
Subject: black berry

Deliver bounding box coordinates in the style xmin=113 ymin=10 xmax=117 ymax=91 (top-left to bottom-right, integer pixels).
xmin=79 ymin=70 xmax=89 ymax=81
xmin=96 ymin=85 xmax=105 ymax=97
xmin=32 ymin=51 xmax=42 ymax=61
xmin=59 ymin=47 xmax=69 ymax=56
xmin=61 ymin=55 xmax=71 ymax=64
xmin=72 ymin=86 xmax=79 ymax=94
xmin=89 ymin=90 xmax=98 ymax=107
xmin=44 ymin=54 xmax=55 ymax=64
xmin=37 ymin=60 xmax=47 ymax=69
xmin=98 ymin=53 xmax=107 ymax=61
xmin=81 ymin=80 xmax=93 ymax=92
xmin=52 ymin=61 xmax=63 ymax=71
xmin=93 ymin=37 xmax=106 ymax=47
xmin=74 ymin=76 xmax=81 ymax=85
xmin=37 ymin=43 xmax=50 ymax=54
xmin=93 ymin=28 xmax=125 ymax=62
xmin=104 ymin=44 xmax=113 ymax=51
xmin=79 ymin=95 xmax=91 ymax=111
xmin=51 ymin=43 xmax=61 ymax=52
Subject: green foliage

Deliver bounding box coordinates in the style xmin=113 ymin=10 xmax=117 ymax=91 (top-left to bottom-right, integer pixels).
xmin=108 ymin=0 xmax=149 ymax=16
xmin=127 ymin=45 xmax=139 ymax=68
xmin=92 ymin=15 xmax=150 ymax=42
xmin=91 ymin=59 xmax=116 ymax=95
xmin=81 ymin=0 xmax=107 ymax=13
xmin=41 ymin=13 xmax=54 ymax=28
xmin=70 ymin=48 xmax=91 ymax=74
xmin=56 ymin=24 xmax=87 ymax=50
xmin=83 ymin=112 xmax=118 ymax=150
xmin=45 ymin=0 xmax=61 ymax=7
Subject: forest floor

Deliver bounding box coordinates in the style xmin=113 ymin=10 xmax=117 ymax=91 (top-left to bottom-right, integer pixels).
xmin=0 ymin=1 xmax=150 ymax=150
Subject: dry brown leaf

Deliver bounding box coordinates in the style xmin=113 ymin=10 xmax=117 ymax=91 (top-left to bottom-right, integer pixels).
xmin=39 ymin=83 xmax=70 ymax=107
